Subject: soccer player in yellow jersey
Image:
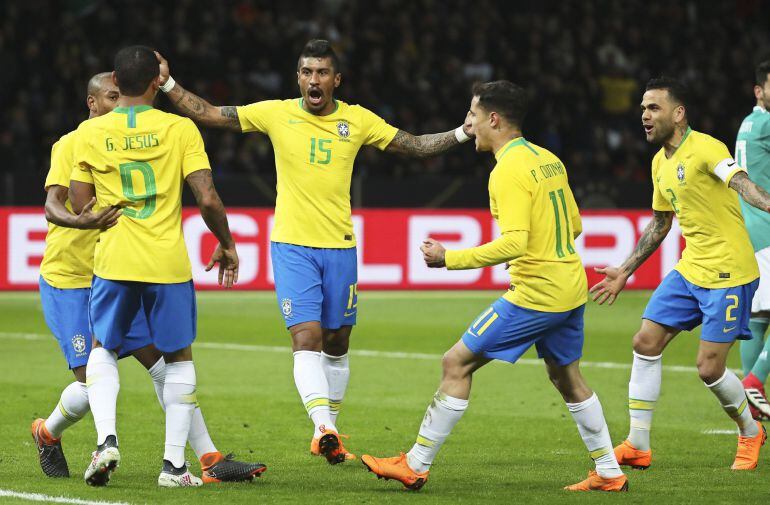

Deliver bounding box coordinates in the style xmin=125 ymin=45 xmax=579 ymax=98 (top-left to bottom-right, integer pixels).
xmin=362 ymin=81 xmax=627 ymax=492
xmin=154 ymin=40 xmax=473 ymax=463
xmin=591 ymin=77 xmax=770 ymax=471
xmin=67 ymin=46 xmax=240 ymax=488
xmin=32 ymin=72 xmax=265 ymax=484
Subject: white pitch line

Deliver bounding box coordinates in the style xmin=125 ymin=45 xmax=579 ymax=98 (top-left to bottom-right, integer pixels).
xmin=0 ymin=489 xmax=131 ymax=505
xmin=702 ymin=429 xmax=738 ymax=435
xmin=0 ymin=331 xmax=712 ymax=374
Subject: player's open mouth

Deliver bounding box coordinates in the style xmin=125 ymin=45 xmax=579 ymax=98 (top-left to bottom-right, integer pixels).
xmin=307 ymin=88 xmax=323 ymax=106
xmin=643 ymin=124 xmax=654 ymax=134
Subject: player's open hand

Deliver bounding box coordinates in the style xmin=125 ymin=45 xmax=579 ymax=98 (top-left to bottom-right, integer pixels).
xmin=589 ymin=266 xmax=628 ymax=305
xmin=206 ymin=243 xmax=239 ymax=288
xmin=155 ymin=51 xmax=170 ymax=85
xmin=421 ymin=238 xmax=447 ymax=268
xmin=75 ymin=198 xmax=121 ymax=230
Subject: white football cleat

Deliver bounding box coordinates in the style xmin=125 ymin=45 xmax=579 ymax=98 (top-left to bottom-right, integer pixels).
xmin=158 ymin=460 xmax=203 ymax=488
xmin=745 ymin=388 xmax=770 ymax=419
xmin=84 ymin=447 xmax=120 ymax=486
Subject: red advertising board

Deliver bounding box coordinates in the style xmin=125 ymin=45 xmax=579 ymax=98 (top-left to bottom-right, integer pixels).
xmin=0 ymin=207 xmax=684 ymax=290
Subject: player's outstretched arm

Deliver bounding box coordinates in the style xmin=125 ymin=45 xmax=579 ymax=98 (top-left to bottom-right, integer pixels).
xmin=589 ymin=210 xmax=673 ymax=305
xmin=185 ymin=169 xmax=239 ymax=288
xmin=729 ymin=171 xmax=770 ymax=213
xmin=386 ymin=114 xmax=473 ymax=159
xmin=156 ymin=52 xmax=241 ymax=131
xmin=45 ymin=185 xmax=121 ymax=230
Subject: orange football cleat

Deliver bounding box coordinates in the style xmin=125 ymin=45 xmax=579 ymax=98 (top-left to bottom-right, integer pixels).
xmin=315 ymin=429 xmax=356 ymax=464
xmin=564 ymin=470 xmax=628 ymax=492
xmin=732 ymin=422 xmax=766 ymax=470
xmin=614 ymin=439 xmax=651 ymax=469
xmin=361 ymin=452 xmax=429 ymax=491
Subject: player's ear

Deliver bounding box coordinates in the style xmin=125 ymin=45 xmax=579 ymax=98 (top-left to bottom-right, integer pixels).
xmin=755 ymin=85 xmax=764 ymax=102
xmin=673 ymin=104 xmax=686 ymax=124
xmin=334 ymin=72 xmax=341 ymax=88
xmin=489 ymin=111 xmax=500 ymax=129
xmin=111 ymin=71 xmax=118 ymax=88
xmin=86 ymin=95 xmax=96 ymax=114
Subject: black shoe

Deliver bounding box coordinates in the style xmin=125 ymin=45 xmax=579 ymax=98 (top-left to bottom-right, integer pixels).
xmin=201 ymin=453 xmax=267 ymax=483
xmin=31 ymin=418 xmax=69 ymax=478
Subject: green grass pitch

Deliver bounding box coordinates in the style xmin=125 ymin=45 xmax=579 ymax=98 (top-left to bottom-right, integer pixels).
xmin=0 ymin=290 xmax=765 ymax=504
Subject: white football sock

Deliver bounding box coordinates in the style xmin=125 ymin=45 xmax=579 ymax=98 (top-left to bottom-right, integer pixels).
xmin=86 ymin=347 xmax=120 ymax=446
xmin=567 ymin=393 xmax=623 ymax=478
xmin=163 ymin=361 xmax=197 ymax=468
xmin=293 ymin=351 xmax=335 ymax=437
xmin=148 ymin=357 xmax=217 ymax=459
xmin=406 ymin=391 xmax=468 ymax=473
xmin=321 ymin=352 xmax=349 ymax=426
xmin=627 ymin=351 xmax=661 ymax=451
xmin=45 ymin=381 xmax=89 ymax=438
xmin=705 ymin=369 xmax=759 ymax=437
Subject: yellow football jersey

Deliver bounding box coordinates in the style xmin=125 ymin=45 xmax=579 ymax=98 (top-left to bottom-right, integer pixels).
xmin=39 ymin=130 xmax=99 ymax=289
xmin=447 ymin=137 xmax=587 ymax=312
xmin=237 ymin=99 xmax=398 ymax=248
xmin=651 ymin=128 xmax=758 ymax=288
xmin=70 ymin=106 xmax=211 ymax=283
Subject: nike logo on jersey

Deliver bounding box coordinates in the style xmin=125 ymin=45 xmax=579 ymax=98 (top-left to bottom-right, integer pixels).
xmin=344 ymin=311 xmax=356 ymax=317
xmin=723 ymin=326 xmax=737 ymax=333
xmin=727 ymin=161 xmax=736 ymax=167
xmin=288 ymin=119 xmax=309 ymax=124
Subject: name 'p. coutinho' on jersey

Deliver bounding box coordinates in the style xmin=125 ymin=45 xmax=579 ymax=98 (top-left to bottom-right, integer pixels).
xmin=237 ymin=99 xmax=399 ymax=249
xmin=70 ymin=106 xmax=211 ymax=283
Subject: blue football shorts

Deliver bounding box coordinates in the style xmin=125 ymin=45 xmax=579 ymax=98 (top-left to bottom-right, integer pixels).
xmin=461 ymin=297 xmax=585 ymax=366
xmin=39 ymin=276 xmax=153 ymax=368
xmin=89 ymin=276 xmax=196 ymax=354
xmin=271 ymin=242 xmax=358 ymax=330
xmin=643 ymin=270 xmax=758 ymax=343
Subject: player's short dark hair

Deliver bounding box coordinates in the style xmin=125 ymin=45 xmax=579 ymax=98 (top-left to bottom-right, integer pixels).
xmin=471 ymin=80 xmax=528 ymax=127
xmin=297 ymin=39 xmax=340 ymax=73
xmin=756 ymin=60 xmax=770 ymax=86
xmin=645 ymin=76 xmax=690 ymax=110
xmin=113 ymin=45 xmax=158 ymax=97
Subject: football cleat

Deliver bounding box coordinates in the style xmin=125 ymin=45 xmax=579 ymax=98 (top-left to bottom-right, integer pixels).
xmin=361 ymin=452 xmax=429 ymax=491
xmin=742 ymin=373 xmax=770 ymax=420
xmin=311 ymin=433 xmax=356 ymax=461
xmin=564 ymin=470 xmax=628 ymax=492
xmin=200 ymin=452 xmax=267 ymax=483
xmin=84 ymin=445 xmax=120 ymax=486
xmin=732 ymin=422 xmax=766 ymax=470
xmin=158 ymin=460 xmax=203 ymax=487
xmin=31 ymin=418 xmax=69 ymax=478
xmin=613 ymin=439 xmax=651 ymax=469
xmin=317 ymin=429 xmax=356 ymax=464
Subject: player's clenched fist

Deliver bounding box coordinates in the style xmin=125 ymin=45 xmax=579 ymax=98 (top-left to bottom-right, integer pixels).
xmin=421 ymin=238 xmax=446 ymax=268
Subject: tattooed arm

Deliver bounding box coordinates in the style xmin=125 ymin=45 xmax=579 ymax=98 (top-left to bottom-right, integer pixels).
xmin=186 ymin=169 xmax=239 ymax=287
xmin=385 ymin=129 xmax=464 ymax=159
xmin=156 ymin=51 xmax=241 ymax=131
xmin=589 ymin=210 xmax=674 ymax=305
xmin=729 ymin=171 xmax=770 ymax=213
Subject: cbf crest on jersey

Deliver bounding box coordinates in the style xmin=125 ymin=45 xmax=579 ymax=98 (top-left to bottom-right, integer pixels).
xmin=337 ymin=120 xmax=350 ymax=138
xmin=72 ymin=334 xmax=87 ymax=355
xmin=281 ymin=298 xmax=293 ymax=318
xmin=677 ymin=163 xmax=686 ymax=185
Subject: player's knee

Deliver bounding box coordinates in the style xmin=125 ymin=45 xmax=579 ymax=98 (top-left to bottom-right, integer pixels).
xmin=696 ymin=355 xmax=725 ymax=384
xmin=632 ymin=330 xmax=664 ymax=356
xmin=290 ymin=323 xmax=323 ymax=351
xmin=441 ymin=350 xmax=465 ymax=379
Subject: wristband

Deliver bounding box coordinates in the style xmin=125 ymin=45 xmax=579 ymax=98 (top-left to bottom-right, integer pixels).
xmin=454 ymin=125 xmax=470 ymax=143
xmin=159 ymin=76 xmax=176 ymax=93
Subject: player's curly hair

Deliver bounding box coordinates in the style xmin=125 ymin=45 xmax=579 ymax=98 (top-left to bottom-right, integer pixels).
xmin=471 ymin=80 xmax=528 ymax=128
xmin=114 ymin=45 xmax=159 ymax=97
xmin=298 ymin=39 xmax=341 ymax=73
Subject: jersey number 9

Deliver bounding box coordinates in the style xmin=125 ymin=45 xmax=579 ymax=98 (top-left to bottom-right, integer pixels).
xmin=119 ymin=161 xmax=157 ymax=219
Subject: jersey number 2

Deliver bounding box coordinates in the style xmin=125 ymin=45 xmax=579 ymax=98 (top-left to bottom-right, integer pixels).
xmin=548 ymin=189 xmax=576 ymax=258
xmin=119 ymin=161 xmax=157 ymax=219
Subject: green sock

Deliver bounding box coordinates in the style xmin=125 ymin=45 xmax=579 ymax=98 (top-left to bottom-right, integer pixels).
xmin=742 ymin=318 xmax=769 ymax=376
xmin=751 ymin=326 xmax=770 ymax=383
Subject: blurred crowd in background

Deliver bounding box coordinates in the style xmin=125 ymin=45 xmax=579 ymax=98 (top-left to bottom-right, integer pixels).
xmin=1 ymin=0 xmax=768 ymax=207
